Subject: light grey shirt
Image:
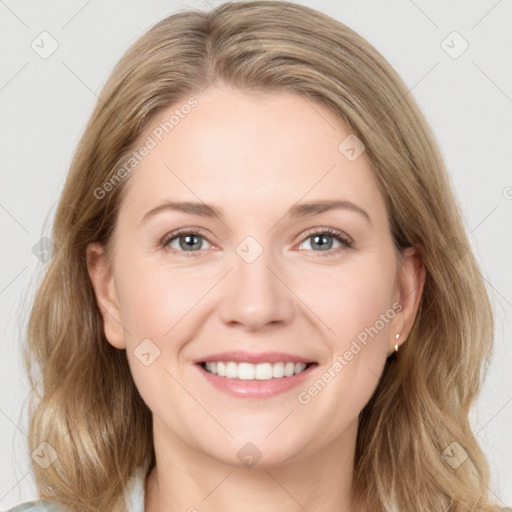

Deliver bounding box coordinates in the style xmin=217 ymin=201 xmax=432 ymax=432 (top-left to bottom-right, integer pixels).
xmin=3 ymin=464 xmax=146 ymax=512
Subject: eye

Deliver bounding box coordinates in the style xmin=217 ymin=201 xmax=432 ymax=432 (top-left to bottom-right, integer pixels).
xmin=160 ymin=227 xmax=353 ymax=257
xmin=297 ymin=227 xmax=353 ymax=256
xmin=161 ymin=228 xmax=213 ymax=255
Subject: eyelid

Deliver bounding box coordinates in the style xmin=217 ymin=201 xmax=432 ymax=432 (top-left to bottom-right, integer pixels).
xmin=160 ymin=227 xmax=215 ymax=250
xmin=298 ymin=226 xmax=353 ymax=246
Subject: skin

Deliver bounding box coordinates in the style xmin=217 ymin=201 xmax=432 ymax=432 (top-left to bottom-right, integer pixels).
xmin=87 ymin=84 xmax=425 ymax=512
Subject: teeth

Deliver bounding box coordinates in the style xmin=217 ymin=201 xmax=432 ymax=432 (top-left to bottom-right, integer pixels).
xmin=203 ymin=361 xmax=308 ymax=380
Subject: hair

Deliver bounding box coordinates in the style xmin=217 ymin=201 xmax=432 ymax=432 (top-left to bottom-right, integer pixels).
xmin=23 ymin=1 xmax=499 ymax=511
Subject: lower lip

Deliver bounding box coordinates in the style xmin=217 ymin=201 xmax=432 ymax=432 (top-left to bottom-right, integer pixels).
xmin=196 ymin=363 xmax=317 ymax=398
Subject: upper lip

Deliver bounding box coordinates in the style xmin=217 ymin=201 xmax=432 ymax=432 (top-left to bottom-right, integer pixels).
xmin=194 ymin=350 xmax=315 ymax=364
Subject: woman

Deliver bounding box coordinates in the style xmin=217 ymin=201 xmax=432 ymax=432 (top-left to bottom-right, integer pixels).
xmin=10 ymin=1 xmax=503 ymax=511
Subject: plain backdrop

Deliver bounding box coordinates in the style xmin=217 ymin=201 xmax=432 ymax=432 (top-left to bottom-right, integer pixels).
xmin=1 ymin=0 xmax=511 ymax=509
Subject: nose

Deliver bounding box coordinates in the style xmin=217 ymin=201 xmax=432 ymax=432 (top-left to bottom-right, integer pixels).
xmin=217 ymin=244 xmax=295 ymax=332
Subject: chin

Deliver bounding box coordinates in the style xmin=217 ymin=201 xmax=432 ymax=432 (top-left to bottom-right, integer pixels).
xmin=201 ymin=434 xmax=309 ymax=470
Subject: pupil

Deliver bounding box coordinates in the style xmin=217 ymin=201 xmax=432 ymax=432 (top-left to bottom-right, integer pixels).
xmin=180 ymin=235 xmax=201 ymax=251
xmin=313 ymin=234 xmax=332 ymax=251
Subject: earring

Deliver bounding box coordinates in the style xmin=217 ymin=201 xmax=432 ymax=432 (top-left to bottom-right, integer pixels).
xmin=394 ymin=333 xmax=400 ymax=352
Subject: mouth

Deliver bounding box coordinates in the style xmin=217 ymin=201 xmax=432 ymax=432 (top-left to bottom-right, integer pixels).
xmin=198 ymin=361 xmax=316 ymax=380
xmin=194 ymin=352 xmax=318 ymax=398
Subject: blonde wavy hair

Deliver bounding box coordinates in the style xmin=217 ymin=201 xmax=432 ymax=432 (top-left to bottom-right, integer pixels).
xmin=23 ymin=1 xmax=499 ymax=511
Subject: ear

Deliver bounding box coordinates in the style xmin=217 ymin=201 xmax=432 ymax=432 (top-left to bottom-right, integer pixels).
xmin=389 ymin=246 xmax=426 ymax=354
xmin=86 ymin=242 xmax=126 ymax=349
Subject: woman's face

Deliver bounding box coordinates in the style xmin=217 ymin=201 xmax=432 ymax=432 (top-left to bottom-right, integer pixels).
xmin=88 ymin=84 xmax=423 ymax=468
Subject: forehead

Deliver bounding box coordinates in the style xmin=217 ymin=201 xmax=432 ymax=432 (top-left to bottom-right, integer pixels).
xmin=119 ymin=85 xmax=386 ymax=222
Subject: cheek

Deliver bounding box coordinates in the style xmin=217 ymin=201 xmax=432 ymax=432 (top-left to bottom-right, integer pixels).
xmin=298 ymin=255 xmax=396 ymax=405
xmin=114 ymin=250 xmax=210 ymax=340
xmin=294 ymin=259 xmax=395 ymax=423
xmin=301 ymin=255 xmax=396 ymax=343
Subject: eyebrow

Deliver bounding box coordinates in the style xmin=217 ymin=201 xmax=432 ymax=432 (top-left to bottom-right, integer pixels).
xmin=141 ymin=199 xmax=372 ymax=225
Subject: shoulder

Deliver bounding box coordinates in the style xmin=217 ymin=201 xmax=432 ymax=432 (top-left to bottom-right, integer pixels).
xmin=4 ymin=460 xmax=150 ymax=512
xmin=3 ymin=500 xmax=65 ymax=512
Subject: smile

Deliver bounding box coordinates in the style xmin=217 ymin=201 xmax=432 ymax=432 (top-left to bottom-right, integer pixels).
xmin=195 ymin=355 xmax=318 ymax=398
xmin=201 ymin=361 xmax=312 ymax=380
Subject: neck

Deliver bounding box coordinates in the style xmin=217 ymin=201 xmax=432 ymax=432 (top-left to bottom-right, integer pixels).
xmin=144 ymin=418 xmax=361 ymax=512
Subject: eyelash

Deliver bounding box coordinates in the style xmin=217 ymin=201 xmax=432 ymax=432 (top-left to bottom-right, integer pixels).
xmin=160 ymin=227 xmax=353 ymax=257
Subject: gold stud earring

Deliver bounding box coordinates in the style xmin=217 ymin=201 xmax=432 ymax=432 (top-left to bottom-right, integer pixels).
xmin=394 ymin=333 xmax=400 ymax=352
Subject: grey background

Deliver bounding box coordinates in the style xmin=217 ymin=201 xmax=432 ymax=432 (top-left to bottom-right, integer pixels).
xmin=1 ymin=0 xmax=511 ymax=508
